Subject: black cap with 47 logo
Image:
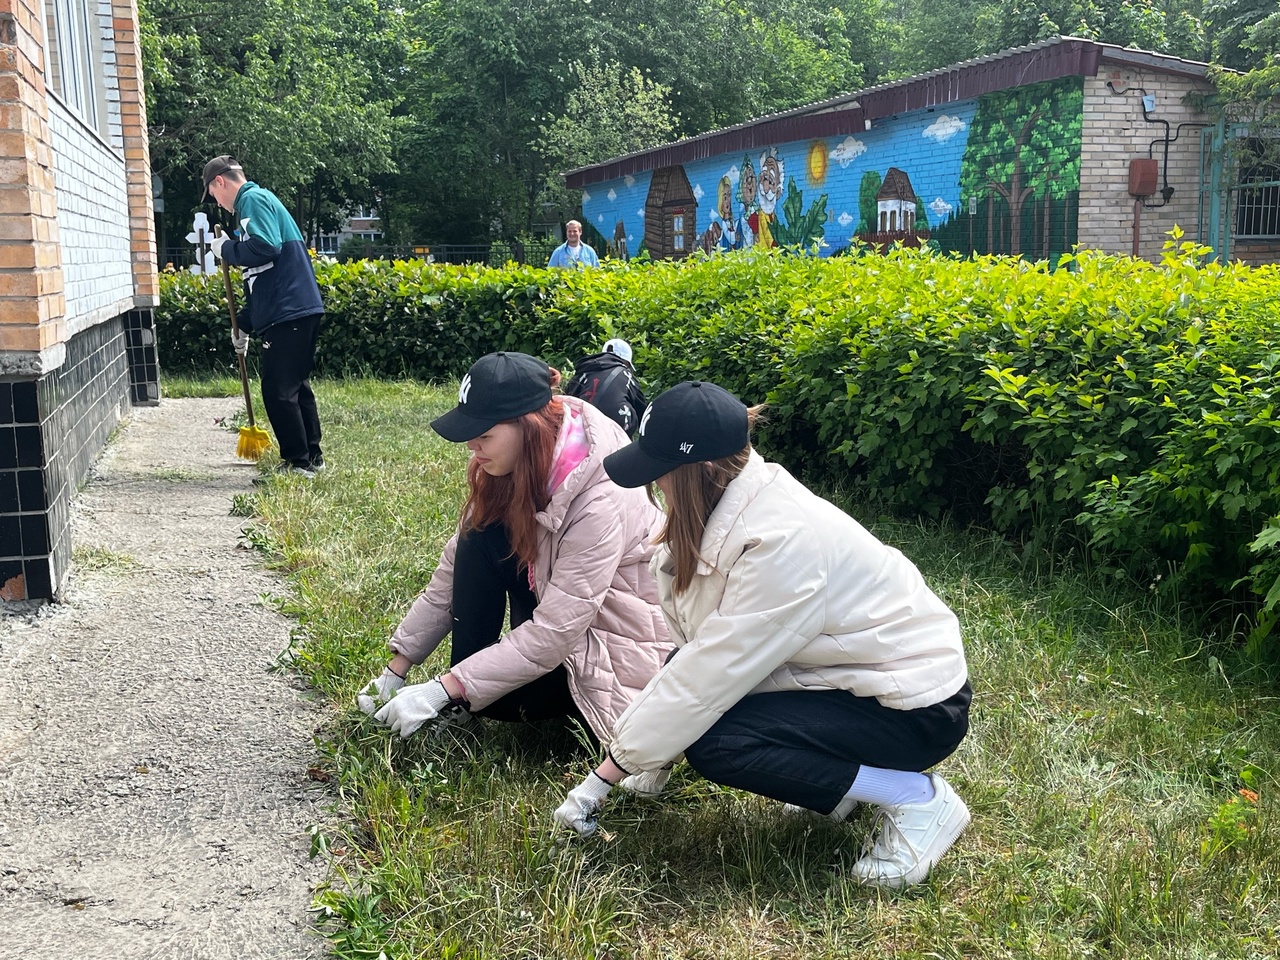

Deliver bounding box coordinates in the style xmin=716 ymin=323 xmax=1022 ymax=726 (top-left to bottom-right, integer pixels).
xmin=603 ymin=381 xmax=749 ymax=488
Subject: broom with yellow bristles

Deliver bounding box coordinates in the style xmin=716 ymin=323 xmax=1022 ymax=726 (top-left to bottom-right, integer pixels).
xmin=215 ymin=227 xmax=273 ymax=460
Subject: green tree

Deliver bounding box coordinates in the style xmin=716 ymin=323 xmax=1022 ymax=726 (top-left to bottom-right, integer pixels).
xmin=533 ymin=54 xmax=679 ymax=223
xmin=140 ymin=0 xmax=402 ymax=246
xmin=1204 ymin=0 xmax=1279 ymax=68
xmin=381 ymin=0 xmax=583 ymax=244
xmin=879 ymin=0 xmax=1210 ymax=78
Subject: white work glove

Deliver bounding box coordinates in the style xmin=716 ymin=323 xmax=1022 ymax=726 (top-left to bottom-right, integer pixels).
xmin=617 ymin=767 xmax=672 ymax=798
xmin=209 ymin=232 xmax=229 ymax=260
xmin=373 ymin=677 xmax=471 ymax=739
xmin=230 ymin=329 xmax=249 ymax=356
xmin=356 ymin=666 xmax=405 ymax=715
xmin=553 ymin=772 xmax=614 ymax=838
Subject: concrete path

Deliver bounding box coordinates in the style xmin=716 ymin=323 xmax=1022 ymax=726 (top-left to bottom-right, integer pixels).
xmin=0 ymin=398 xmax=329 ymax=960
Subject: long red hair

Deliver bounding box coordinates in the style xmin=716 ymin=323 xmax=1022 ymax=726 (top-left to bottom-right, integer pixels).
xmin=459 ymin=375 xmax=564 ymax=572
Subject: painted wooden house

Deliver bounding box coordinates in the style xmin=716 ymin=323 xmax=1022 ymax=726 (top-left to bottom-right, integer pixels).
xmin=567 ymin=36 xmax=1278 ymax=267
xmin=643 ymin=165 xmax=699 ymax=260
xmin=1 ymin=0 xmax=159 ymax=603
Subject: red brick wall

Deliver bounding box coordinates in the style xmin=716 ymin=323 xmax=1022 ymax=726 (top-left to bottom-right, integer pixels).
xmin=111 ymin=0 xmax=156 ymax=304
xmin=0 ymin=0 xmax=65 ymax=352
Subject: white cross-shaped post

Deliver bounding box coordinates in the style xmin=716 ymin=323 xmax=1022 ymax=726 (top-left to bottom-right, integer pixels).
xmin=185 ymin=212 xmax=217 ymax=276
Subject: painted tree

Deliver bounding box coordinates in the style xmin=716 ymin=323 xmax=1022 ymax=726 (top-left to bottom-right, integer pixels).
xmin=958 ymin=79 xmax=1082 ymax=256
xmin=914 ymin=196 xmax=930 ymax=232
xmin=856 ymin=169 xmax=882 ymax=233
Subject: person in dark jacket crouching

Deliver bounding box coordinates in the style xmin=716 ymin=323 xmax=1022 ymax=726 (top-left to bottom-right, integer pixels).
xmin=204 ymin=155 xmax=326 ymax=477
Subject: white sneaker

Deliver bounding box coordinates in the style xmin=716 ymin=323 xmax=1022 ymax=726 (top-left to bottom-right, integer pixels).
xmin=851 ymin=774 xmax=969 ymax=889
xmin=782 ymin=793 xmax=859 ymax=824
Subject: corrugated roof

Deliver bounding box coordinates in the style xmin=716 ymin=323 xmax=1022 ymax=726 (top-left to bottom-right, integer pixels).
xmin=564 ymin=36 xmax=1216 ymax=188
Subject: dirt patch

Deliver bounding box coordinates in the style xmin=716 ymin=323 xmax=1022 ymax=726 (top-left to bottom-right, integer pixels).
xmin=0 ymin=398 xmax=330 ymax=959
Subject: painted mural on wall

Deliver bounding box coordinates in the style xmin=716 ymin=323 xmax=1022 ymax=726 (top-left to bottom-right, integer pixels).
xmin=582 ymin=77 xmax=1083 ymax=262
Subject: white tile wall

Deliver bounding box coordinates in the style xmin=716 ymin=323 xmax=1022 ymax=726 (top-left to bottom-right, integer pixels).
xmin=49 ymin=101 xmax=134 ymax=321
xmin=45 ymin=0 xmax=133 ymax=324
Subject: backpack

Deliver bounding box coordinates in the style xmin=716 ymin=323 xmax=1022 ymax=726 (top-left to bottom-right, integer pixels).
xmin=564 ymin=352 xmax=648 ymax=437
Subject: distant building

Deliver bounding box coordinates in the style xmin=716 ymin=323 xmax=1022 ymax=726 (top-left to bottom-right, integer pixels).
xmin=1 ymin=0 xmax=160 ymax=603
xmin=315 ymin=205 xmax=384 ymax=255
xmin=566 ymin=37 xmax=1278 ymax=265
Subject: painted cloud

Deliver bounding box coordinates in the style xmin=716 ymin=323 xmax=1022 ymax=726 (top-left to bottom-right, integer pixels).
xmin=929 ymin=197 xmax=954 ymax=217
xmin=837 ymin=211 xmax=854 ymax=227
xmin=624 ymin=175 xmax=635 ymax=188
xmin=607 ymin=188 xmax=617 ymax=201
xmin=693 ymin=183 xmax=705 ymax=200
xmin=922 ymin=115 xmax=967 ymax=142
xmin=829 ymin=136 xmax=867 ymax=167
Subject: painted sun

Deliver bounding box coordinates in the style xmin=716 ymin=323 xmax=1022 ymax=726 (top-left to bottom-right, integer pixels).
xmin=808 ymin=141 xmax=828 ymax=184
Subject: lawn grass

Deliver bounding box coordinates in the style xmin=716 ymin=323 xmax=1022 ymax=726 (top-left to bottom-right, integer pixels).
xmin=169 ymin=375 xmax=1280 ymax=959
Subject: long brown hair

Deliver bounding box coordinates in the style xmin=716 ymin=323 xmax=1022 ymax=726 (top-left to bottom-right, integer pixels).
xmin=656 ymin=405 xmax=764 ymax=594
xmin=459 ymin=370 xmax=563 ymax=571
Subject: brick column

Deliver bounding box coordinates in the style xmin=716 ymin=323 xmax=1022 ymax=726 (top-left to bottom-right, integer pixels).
xmin=110 ymin=0 xmax=157 ymax=306
xmin=0 ymin=0 xmax=65 ymax=368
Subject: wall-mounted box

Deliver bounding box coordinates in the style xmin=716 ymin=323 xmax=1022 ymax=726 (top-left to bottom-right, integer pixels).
xmin=1128 ymin=158 xmax=1159 ymax=197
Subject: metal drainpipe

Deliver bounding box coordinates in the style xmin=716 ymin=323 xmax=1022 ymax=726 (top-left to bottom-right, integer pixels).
xmin=1133 ymin=199 xmax=1142 ymax=257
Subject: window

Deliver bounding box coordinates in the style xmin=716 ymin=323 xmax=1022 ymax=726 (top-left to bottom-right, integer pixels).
xmin=1235 ymin=137 xmax=1280 ymax=239
xmin=43 ymin=0 xmax=106 ymax=132
xmin=672 ymin=214 xmax=684 ymax=251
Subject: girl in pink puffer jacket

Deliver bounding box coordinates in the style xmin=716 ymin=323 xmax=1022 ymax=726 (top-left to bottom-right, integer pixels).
xmin=357 ymin=351 xmax=669 ymax=752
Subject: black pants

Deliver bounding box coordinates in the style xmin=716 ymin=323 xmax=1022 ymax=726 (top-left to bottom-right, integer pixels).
xmin=260 ymin=314 xmax=323 ymax=468
xmin=684 ymin=682 xmax=971 ymax=815
xmin=449 ymin=522 xmax=588 ymax=727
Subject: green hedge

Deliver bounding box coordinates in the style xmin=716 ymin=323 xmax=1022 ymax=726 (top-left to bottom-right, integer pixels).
xmin=158 ymin=260 xmax=567 ymax=380
xmin=154 ymin=240 xmax=1280 ymax=646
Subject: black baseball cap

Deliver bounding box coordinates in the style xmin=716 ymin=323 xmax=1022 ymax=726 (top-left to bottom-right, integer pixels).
xmin=604 ymin=381 xmax=749 ymax=487
xmin=431 ymin=352 xmax=553 ymax=442
xmin=201 ymin=155 xmax=243 ymax=201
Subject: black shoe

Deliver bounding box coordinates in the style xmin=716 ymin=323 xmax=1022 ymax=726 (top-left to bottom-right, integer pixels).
xmin=310 ymin=454 xmax=327 ymax=473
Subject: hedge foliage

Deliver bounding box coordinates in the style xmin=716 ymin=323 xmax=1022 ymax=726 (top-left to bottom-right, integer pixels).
xmin=155 ymin=237 xmax=1280 ymax=645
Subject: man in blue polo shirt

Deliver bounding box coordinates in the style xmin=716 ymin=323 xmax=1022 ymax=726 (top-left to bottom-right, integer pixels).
xmin=204 ymin=155 xmax=326 ymax=478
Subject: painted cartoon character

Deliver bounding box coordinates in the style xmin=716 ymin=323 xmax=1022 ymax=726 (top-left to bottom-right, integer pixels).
xmin=712 ymin=175 xmax=753 ymax=252
xmin=740 ymin=155 xmax=759 ymax=249
xmin=755 ymin=148 xmax=784 ymax=249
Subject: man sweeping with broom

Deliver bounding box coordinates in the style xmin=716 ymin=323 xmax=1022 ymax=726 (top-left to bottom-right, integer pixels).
xmin=203 ymin=155 xmax=327 ymax=478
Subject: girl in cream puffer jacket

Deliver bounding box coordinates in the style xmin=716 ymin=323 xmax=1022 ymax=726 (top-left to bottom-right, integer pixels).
xmin=554 ymin=380 xmax=972 ymax=890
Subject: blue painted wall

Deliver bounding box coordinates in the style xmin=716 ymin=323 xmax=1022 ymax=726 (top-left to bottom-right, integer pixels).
xmin=582 ymin=77 xmax=1083 ymax=261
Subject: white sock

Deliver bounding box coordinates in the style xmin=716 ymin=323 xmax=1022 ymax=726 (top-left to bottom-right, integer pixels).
xmin=843 ymin=766 xmax=935 ymax=808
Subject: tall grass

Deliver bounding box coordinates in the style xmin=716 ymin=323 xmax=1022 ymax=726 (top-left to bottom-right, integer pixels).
xmin=172 ymin=376 xmax=1280 ymax=959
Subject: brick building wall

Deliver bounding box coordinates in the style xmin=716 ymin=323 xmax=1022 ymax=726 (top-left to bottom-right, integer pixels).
xmin=1232 ymin=239 xmax=1280 ymax=265
xmin=0 ymin=0 xmax=65 ymax=365
xmin=0 ymin=0 xmax=158 ymax=603
xmin=1078 ymin=69 xmax=1216 ymax=260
